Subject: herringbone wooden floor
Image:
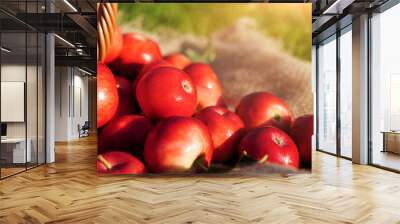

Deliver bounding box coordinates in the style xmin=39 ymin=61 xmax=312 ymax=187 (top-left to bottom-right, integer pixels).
xmin=1 ymin=135 xmax=400 ymax=224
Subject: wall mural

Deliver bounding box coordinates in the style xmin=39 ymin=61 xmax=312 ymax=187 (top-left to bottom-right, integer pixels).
xmin=96 ymin=3 xmax=313 ymax=175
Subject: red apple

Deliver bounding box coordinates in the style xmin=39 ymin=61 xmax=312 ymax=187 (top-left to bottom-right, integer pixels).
xmin=235 ymin=92 xmax=292 ymax=131
xmin=98 ymin=115 xmax=153 ymax=153
xmin=103 ymin=27 xmax=123 ymax=64
xmin=132 ymin=59 xmax=174 ymax=102
xmin=239 ymin=126 xmax=299 ymax=169
xmin=184 ymin=63 xmax=223 ymax=109
xmin=290 ymin=114 xmax=313 ymax=167
xmin=114 ymin=76 xmax=137 ymax=117
xmin=136 ymin=67 xmax=197 ymax=120
xmin=195 ymin=106 xmax=244 ymax=163
xmin=139 ymin=59 xmax=173 ymax=78
xmin=97 ymin=63 xmax=119 ymax=128
xmin=164 ymin=53 xmax=191 ymax=70
xmin=110 ymin=33 xmax=162 ymax=79
xmin=143 ymin=116 xmax=213 ymax=173
xmin=97 ymin=151 xmax=146 ymax=174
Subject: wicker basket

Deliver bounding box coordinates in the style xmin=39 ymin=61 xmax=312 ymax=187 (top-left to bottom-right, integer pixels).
xmin=97 ymin=3 xmax=118 ymax=63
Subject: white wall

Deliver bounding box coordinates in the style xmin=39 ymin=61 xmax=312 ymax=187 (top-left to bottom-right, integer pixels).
xmin=55 ymin=66 xmax=70 ymax=141
xmin=71 ymin=73 xmax=89 ymax=138
xmin=55 ymin=67 xmax=89 ymax=141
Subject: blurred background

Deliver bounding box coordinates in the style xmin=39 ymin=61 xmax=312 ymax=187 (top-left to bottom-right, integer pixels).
xmin=119 ymin=4 xmax=311 ymax=62
xmin=118 ymin=3 xmax=312 ymax=117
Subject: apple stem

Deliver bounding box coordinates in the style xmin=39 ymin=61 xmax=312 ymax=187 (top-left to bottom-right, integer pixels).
xmin=193 ymin=156 xmax=208 ymax=172
xmin=239 ymin=152 xmax=258 ymax=164
xmin=258 ymin=155 xmax=269 ymax=164
xmin=97 ymin=155 xmax=112 ymax=170
xmin=274 ymin=114 xmax=281 ymax=122
xmin=181 ymin=80 xmax=193 ymax=93
xmin=272 ymin=136 xmax=285 ymax=146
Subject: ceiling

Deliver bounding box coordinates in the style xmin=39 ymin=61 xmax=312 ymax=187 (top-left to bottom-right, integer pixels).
xmin=0 ymin=0 xmax=96 ymax=73
xmin=312 ymin=0 xmax=391 ymax=43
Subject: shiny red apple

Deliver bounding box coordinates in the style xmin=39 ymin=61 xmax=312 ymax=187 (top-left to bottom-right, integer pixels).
xmin=114 ymin=76 xmax=137 ymax=117
xmin=97 ymin=63 xmax=119 ymax=128
xmin=110 ymin=33 xmax=162 ymax=79
xmin=132 ymin=59 xmax=174 ymax=102
xmin=164 ymin=53 xmax=191 ymax=70
xmin=184 ymin=63 xmax=223 ymax=109
xmin=103 ymin=27 xmax=123 ymax=64
xmin=239 ymin=126 xmax=299 ymax=169
xmin=195 ymin=106 xmax=244 ymax=163
xmin=290 ymin=114 xmax=313 ymax=167
xmin=143 ymin=116 xmax=213 ymax=173
xmin=139 ymin=59 xmax=173 ymax=78
xmin=98 ymin=115 xmax=153 ymax=153
xmin=136 ymin=67 xmax=197 ymax=120
xmin=97 ymin=151 xmax=146 ymax=174
xmin=235 ymin=92 xmax=292 ymax=131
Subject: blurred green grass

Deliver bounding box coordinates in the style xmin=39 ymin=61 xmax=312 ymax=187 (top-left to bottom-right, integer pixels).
xmin=119 ymin=3 xmax=311 ymax=62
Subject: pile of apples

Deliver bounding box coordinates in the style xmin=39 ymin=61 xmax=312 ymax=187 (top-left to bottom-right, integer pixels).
xmin=97 ymin=29 xmax=313 ymax=175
